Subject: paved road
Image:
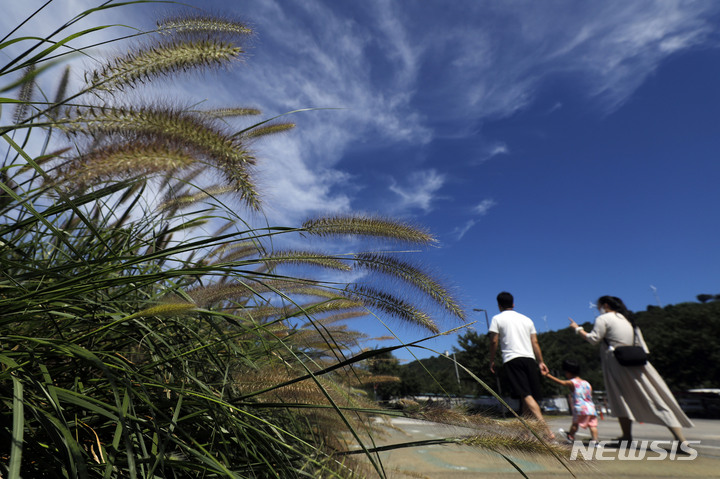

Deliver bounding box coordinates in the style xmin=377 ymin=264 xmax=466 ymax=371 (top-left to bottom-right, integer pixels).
xmin=546 ymin=415 xmax=720 ymax=458
xmin=366 ymin=415 xmax=720 ymax=478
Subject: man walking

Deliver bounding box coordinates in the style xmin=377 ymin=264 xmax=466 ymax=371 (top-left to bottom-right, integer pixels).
xmin=488 ymin=291 xmax=554 ymax=439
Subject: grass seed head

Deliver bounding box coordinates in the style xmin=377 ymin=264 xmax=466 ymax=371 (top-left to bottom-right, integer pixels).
xmin=303 ymin=215 xmax=437 ymax=245
xmin=88 ymin=39 xmax=243 ymax=93
xmin=158 ymin=14 xmax=253 ymax=39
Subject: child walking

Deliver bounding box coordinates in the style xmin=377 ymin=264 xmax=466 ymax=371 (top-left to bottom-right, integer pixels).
xmin=543 ymin=359 xmax=599 ymax=443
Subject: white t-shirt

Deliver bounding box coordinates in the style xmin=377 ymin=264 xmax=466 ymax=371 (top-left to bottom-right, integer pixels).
xmin=488 ymin=309 xmax=537 ymax=364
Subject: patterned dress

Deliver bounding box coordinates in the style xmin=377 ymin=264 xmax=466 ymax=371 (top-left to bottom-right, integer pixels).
xmin=570 ymin=377 xmax=596 ymax=419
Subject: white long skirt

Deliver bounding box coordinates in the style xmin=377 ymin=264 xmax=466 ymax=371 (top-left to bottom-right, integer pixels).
xmin=601 ymin=347 xmax=694 ymax=428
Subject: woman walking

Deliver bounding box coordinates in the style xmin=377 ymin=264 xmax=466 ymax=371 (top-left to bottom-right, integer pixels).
xmin=569 ymin=296 xmax=693 ymax=445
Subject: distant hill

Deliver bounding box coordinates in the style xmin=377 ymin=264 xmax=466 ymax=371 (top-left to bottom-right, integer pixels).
xmin=634 ymin=300 xmax=720 ymax=390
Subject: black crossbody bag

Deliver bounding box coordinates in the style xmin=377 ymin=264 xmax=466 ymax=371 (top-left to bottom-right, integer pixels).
xmin=605 ymin=325 xmax=648 ymax=367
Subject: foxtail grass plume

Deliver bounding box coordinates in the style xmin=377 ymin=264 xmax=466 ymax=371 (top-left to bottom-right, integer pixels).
xmin=240 ymin=122 xmax=296 ymax=140
xmin=303 ymin=310 xmax=370 ymax=327
xmin=64 ymin=106 xmax=252 ymax=165
xmin=347 ymin=285 xmax=438 ymax=333
xmin=290 ymin=285 xmax=346 ymax=300
xmin=188 ymin=282 xmax=258 ymax=308
xmin=13 ymin=65 xmax=35 ymax=124
xmin=159 ymin=185 xmax=235 ymax=212
xmin=248 ymin=297 xmax=364 ymax=322
xmin=187 ymin=279 xmax=322 ymax=308
xmin=355 ymin=252 xmax=465 ymax=320
xmin=210 ymin=246 xmax=260 ymax=264
xmin=157 ymin=15 xmax=253 ymax=38
xmin=261 ymin=251 xmax=351 ymax=271
xmin=200 ymin=107 xmax=261 ymax=118
xmin=212 ymin=219 xmax=239 ymax=237
xmin=64 ymin=106 xmax=261 ymax=208
xmin=48 ymin=66 xmax=71 ymax=120
xmin=207 ymin=241 xmax=260 ymax=262
xmin=53 ymin=141 xmax=197 ymax=188
xmin=303 ymin=215 xmax=436 ymax=245
xmin=130 ymin=302 xmax=197 ymax=319
xmin=290 ymin=326 xmax=365 ymax=353
xmin=299 ymin=298 xmax=366 ymax=316
xmin=87 ymin=39 xmax=242 ymax=92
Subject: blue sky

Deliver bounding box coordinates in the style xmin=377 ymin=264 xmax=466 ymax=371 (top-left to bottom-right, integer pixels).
xmin=5 ymin=1 xmax=720 ymax=362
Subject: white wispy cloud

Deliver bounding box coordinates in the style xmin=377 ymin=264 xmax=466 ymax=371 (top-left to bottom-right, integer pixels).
xmin=474 ymin=198 xmax=497 ymax=216
xmin=547 ymin=102 xmax=563 ymax=114
xmin=550 ymin=2 xmax=716 ymax=111
xmin=453 ymin=219 xmax=477 ymax=241
xmin=474 ymin=143 xmax=509 ymax=164
xmin=251 ymin=135 xmax=353 ymax=224
xmin=389 ymin=169 xmax=446 ymax=213
xmin=413 ymin=0 xmax=718 ymax=121
xmin=453 ymin=198 xmax=497 ymax=240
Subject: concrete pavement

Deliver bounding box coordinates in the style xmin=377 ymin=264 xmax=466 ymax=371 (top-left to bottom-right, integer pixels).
xmin=366 ymin=415 xmax=720 ymax=478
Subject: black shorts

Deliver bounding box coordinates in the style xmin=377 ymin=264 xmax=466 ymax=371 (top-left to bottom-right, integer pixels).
xmin=504 ymin=357 xmax=542 ymax=401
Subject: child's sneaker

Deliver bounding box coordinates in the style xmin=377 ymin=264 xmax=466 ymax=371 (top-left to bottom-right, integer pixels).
xmin=558 ymin=428 xmax=574 ymax=443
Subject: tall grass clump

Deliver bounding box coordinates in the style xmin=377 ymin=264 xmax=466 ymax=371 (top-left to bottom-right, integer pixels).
xmin=0 ymin=2 xmax=572 ymax=478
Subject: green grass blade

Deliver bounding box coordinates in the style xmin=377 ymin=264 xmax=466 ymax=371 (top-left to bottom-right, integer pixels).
xmin=9 ymin=375 xmax=24 ymax=479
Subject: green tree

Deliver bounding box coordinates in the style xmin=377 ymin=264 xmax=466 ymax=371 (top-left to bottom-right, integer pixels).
xmin=367 ymin=350 xmax=402 ymax=401
xmin=454 ymin=330 xmax=510 ymax=397
xmin=635 ymin=301 xmax=720 ymax=390
xmin=696 ymin=294 xmax=714 ymax=303
xmin=400 ymin=355 xmax=456 ymax=396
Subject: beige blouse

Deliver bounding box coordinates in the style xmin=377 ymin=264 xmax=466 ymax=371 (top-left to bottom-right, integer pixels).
xmin=584 ymin=311 xmax=649 ymax=352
